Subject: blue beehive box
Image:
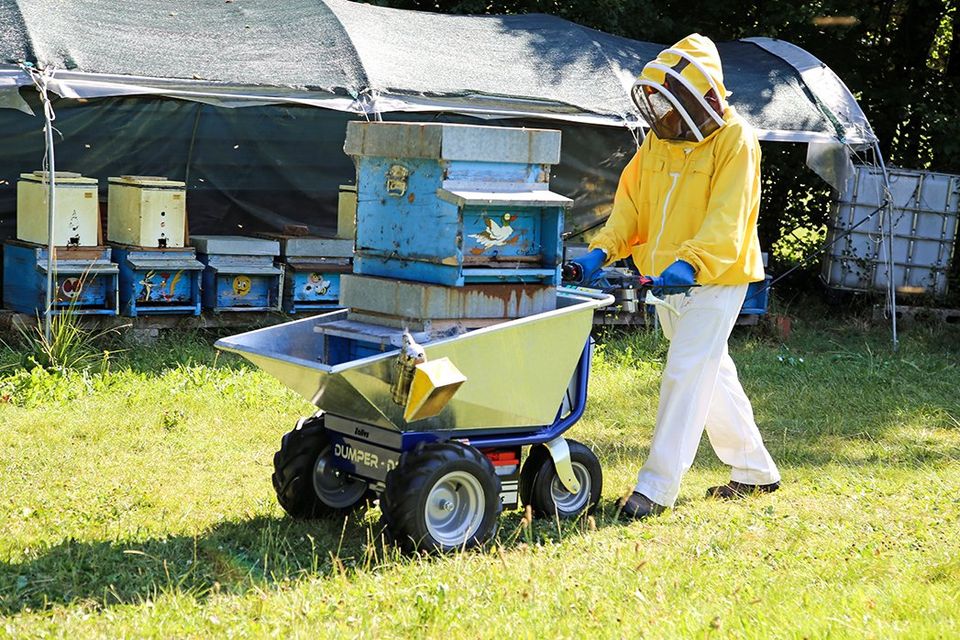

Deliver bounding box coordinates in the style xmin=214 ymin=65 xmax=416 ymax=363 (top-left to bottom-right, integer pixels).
xmin=741 ymin=275 xmax=772 ymax=316
xmin=112 ymin=246 xmax=204 ymax=317
xmin=284 ymin=261 xmax=347 ymax=312
xmin=3 ymin=241 xmax=119 ymax=316
xmin=344 ymin=121 xmax=571 ymax=287
xmin=258 ymin=234 xmax=353 ymax=313
xmin=191 ymin=235 xmax=282 ymax=312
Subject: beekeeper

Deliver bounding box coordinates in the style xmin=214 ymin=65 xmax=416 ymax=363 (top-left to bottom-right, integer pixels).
xmin=570 ymin=33 xmax=781 ymax=519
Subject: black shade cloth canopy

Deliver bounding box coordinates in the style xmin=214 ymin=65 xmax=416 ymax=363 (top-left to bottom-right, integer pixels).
xmin=0 ymin=0 xmax=873 ymax=144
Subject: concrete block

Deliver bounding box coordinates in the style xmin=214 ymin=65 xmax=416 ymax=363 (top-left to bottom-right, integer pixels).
xmin=340 ymin=274 xmax=556 ymax=321
xmin=190 ymin=235 xmax=279 ymax=256
xmin=283 ymin=237 xmax=353 ymax=258
xmin=440 ymin=123 xmax=561 ymax=164
xmin=344 ymin=121 xmax=561 ymax=164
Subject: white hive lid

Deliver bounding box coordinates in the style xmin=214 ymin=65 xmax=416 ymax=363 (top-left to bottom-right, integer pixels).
xmin=108 ymin=175 xmax=186 ymax=188
xmin=21 ymin=171 xmax=98 ymax=185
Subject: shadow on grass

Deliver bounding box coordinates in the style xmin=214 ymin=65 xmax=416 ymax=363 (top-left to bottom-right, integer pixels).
xmin=0 ymin=500 xmax=635 ymax=616
xmin=0 ymin=515 xmax=346 ymax=615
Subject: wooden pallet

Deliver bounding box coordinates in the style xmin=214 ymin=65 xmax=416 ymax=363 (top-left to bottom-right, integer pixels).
xmin=873 ymin=304 xmax=960 ymax=325
xmin=0 ymin=308 xmax=322 ymax=343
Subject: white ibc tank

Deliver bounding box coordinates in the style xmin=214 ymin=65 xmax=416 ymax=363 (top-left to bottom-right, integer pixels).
xmin=822 ymin=165 xmax=960 ymax=297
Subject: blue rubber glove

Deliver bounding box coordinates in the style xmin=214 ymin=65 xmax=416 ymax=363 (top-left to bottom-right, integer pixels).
xmin=652 ymin=260 xmax=697 ymax=295
xmin=565 ymin=248 xmax=607 ymax=285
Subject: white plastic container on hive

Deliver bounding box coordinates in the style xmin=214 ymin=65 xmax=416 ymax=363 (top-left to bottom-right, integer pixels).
xmin=17 ymin=171 xmax=100 ymax=247
xmin=822 ymin=165 xmax=959 ymax=297
xmin=108 ymin=175 xmax=186 ymax=248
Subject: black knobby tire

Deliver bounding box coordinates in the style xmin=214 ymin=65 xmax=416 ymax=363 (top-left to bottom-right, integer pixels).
xmin=380 ymin=441 xmax=501 ymax=553
xmin=518 ymin=444 xmax=551 ymax=509
xmin=272 ymin=414 xmax=371 ymax=519
xmin=523 ymin=439 xmax=602 ymax=519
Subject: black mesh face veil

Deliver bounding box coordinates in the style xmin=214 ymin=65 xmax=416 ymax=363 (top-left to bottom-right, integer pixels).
xmin=633 ymin=83 xmax=695 ymax=141
xmin=631 ymin=56 xmax=724 ymax=142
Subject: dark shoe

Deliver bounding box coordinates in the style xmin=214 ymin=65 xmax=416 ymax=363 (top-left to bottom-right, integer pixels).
xmin=620 ymin=492 xmax=666 ymax=520
xmin=706 ymin=481 xmax=780 ymax=500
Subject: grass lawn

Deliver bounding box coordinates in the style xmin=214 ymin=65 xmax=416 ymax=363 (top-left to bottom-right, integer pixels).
xmin=0 ymin=304 xmax=958 ymax=638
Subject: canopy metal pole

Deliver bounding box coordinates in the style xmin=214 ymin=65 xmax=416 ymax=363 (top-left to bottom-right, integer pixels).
xmin=37 ymin=70 xmax=57 ymax=343
xmin=873 ymin=142 xmax=898 ymax=351
xmin=23 ymin=64 xmax=60 ymax=343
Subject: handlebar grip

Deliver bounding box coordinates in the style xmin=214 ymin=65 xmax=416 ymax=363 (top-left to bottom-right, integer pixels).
xmin=561 ymin=262 xmax=584 ymax=284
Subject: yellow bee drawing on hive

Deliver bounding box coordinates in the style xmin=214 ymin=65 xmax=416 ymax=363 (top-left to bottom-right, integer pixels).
xmin=304 ymin=272 xmax=332 ymax=296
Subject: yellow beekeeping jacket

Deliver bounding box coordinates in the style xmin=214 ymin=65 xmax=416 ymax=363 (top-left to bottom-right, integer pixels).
xmin=588 ymin=35 xmax=764 ymax=284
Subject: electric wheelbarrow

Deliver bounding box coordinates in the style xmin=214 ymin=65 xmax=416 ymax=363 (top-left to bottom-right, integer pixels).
xmin=215 ymin=286 xmax=614 ymax=553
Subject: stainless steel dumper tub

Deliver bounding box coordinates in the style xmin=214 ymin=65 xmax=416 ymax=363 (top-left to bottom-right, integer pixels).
xmin=216 ymin=286 xmax=613 ymax=552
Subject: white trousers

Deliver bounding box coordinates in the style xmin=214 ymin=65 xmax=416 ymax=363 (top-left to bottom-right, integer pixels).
xmin=635 ymin=284 xmax=780 ymax=507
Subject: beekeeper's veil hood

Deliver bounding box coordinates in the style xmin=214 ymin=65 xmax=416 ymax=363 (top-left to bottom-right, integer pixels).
xmin=632 ymin=34 xmax=730 ymax=142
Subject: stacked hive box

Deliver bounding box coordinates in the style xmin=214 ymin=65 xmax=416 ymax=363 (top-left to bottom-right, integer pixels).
xmin=107 ymin=176 xmax=203 ymax=316
xmin=258 ymin=233 xmax=353 ymax=313
xmin=341 ymin=121 xmax=571 ymax=331
xmin=337 ymin=184 xmax=357 ymax=240
xmin=4 ymin=171 xmax=119 ymax=316
xmin=191 ymin=235 xmax=282 ymax=312
xmin=18 ymin=171 xmax=100 ymax=247
xmin=108 ymin=175 xmax=187 ymax=248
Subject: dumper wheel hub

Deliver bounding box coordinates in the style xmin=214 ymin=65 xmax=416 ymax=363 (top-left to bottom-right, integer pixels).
xmin=313 ymin=445 xmax=369 ymax=509
xmin=520 ymin=439 xmax=602 ymax=520
xmin=549 ymin=461 xmax=591 ymax=513
xmin=424 ymin=471 xmax=484 ymax=547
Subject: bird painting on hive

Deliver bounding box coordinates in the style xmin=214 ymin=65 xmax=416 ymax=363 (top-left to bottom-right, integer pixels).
xmin=469 ymin=213 xmax=517 ymax=249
